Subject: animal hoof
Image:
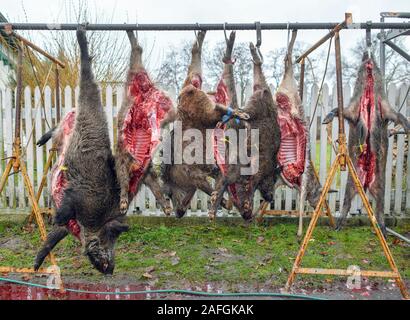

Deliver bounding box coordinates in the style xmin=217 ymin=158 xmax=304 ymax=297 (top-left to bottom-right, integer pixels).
xmin=210 ymin=191 xmax=218 ymax=205
xmin=380 ymin=225 xmax=387 ymax=239
xmin=164 ymin=206 xmax=172 ymax=216
xmin=120 ymin=198 xmax=129 ymax=215
xmin=176 ymin=209 xmax=186 ymax=219
xmin=225 ymin=199 xmax=233 ymax=211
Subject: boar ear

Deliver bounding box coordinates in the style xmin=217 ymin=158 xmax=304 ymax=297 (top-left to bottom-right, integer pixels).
xmin=104 ymin=220 xmax=129 ymax=239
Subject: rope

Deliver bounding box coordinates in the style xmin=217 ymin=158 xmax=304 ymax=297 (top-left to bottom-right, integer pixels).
xmin=22 ymin=46 xmax=54 ymax=157
xmin=0 ymin=276 xmax=326 ymax=300
xmin=398 ymin=86 xmax=410 ymax=113
xmin=25 ymin=45 xmax=52 ymax=130
xmin=307 ymin=35 xmax=337 ymax=153
xmin=309 ymin=35 xmax=333 ymax=129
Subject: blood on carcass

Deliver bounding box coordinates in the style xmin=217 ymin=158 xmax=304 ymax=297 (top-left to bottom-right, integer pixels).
xmin=211 ymin=78 xmax=241 ymax=206
xmin=122 ymin=71 xmax=173 ymax=195
xmin=356 ymin=60 xmax=379 ymax=189
xmin=50 ymin=111 xmax=81 ymax=240
xmin=276 ymin=92 xmax=307 ymax=187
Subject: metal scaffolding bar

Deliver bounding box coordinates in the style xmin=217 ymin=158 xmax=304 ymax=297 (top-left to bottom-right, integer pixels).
xmin=384 ymin=40 xmax=410 ymax=62
xmin=0 ymin=22 xmax=409 ymax=31
xmin=380 ymin=12 xmax=410 ymax=19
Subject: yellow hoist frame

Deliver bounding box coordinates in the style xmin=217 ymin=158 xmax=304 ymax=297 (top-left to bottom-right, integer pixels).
xmin=0 ymin=31 xmax=65 ymax=292
xmin=282 ymin=14 xmax=409 ymax=299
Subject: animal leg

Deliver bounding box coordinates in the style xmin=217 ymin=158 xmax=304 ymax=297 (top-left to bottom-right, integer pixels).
xmin=126 ymin=30 xmax=143 ymax=72
xmin=53 ymin=190 xmax=77 ymax=226
xmin=144 ymin=169 xmax=172 ymax=216
xmin=209 ymin=176 xmax=229 ymax=220
xmin=34 ymin=226 xmax=69 ymax=270
xmin=249 ymin=42 xmax=268 ymax=90
xmin=336 ymin=174 xmax=355 ymax=231
xmin=115 ymin=156 xmax=132 ymax=215
xmin=36 ymin=127 xmax=56 ymax=147
xmin=193 ymin=176 xmax=231 ymax=211
xmin=77 ymin=26 xmax=99 ymax=103
xmin=183 ymin=30 xmax=206 ymax=88
xmin=381 ymin=99 xmax=410 ymax=132
xmin=369 ymin=153 xmax=388 ymax=238
xmin=174 ymin=188 xmax=196 ymax=218
xmin=322 ymin=101 xmax=359 ymax=124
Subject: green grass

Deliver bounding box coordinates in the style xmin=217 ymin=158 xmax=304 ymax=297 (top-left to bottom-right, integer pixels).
xmin=0 ymin=217 xmax=409 ymax=288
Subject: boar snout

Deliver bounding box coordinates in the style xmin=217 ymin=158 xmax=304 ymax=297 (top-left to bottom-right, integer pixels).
xmin=85 ymin=237 xmax=115 ymax=275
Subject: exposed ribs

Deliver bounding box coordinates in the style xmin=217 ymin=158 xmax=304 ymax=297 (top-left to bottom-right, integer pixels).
xmin=121 ymin=71 xmax=173 ymax=196
xmin=276 ymin=92 xmax=307 ymax=187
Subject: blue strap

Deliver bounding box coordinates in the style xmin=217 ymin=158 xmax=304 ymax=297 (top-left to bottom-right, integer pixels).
xmin=222 ymin=106 xmax=240 ymax=124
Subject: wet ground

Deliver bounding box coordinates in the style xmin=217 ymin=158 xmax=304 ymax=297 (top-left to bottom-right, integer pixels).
xmin=0 ymin=215 xmax=409 ymax=300
xmin=0 ymin=276 xmax=407 ymax=300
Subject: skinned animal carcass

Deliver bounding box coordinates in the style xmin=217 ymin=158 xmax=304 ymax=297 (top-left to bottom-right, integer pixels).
xmin=274 ymin=30 xmax=322 ymax=208
xmin=34 ymin=27 xmax=128 ymax=275
xmin=323 ymin=52 xmax=410 ymax=236
xmin=160 ymin=30 xmax=249 ymax=218
xmin=115 ymin=31 xmax=174 ymax=216
xmin=210 ymin=41 xmax=281 ymax=220
xmin=36 ymin=111 xmax=81 ymax=238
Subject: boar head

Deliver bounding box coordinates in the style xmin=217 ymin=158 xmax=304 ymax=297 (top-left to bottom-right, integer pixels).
xmin=84 ymin=219 xmax=129 ymax=275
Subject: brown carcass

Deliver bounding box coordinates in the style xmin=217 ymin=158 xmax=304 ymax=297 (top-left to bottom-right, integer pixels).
xmin=209 ymin=40 xmax=281 ymax=220
xmin=34 ymin=27 xmax=128 ymax=275
xmin=161 ymin=30 xmax=249 ymax=218
xmin=323 ymin=52 xmax=410 ymax=236
xmin=115 ymin=31 xmax=174 ymax=216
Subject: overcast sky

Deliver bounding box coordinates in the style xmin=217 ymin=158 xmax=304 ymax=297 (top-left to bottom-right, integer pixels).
xmin=1 ymin=0 xmax=409 ymax=69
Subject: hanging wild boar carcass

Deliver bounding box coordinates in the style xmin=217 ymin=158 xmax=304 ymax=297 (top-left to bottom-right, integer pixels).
xmin=210 ymin=40 xmax=281 ymax=221
xmin=115 ymin=31 xmax=174 ymax=216
xmin=323 ymin=52 xmax=410 ymax=236
xmin=34 ymin=27 xmax=128 ymax=275
xmin=160 ymin=30 xmax=249 ymax=218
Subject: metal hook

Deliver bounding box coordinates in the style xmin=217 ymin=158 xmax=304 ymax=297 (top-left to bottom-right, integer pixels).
xmin=194 ymin=22 xmax=201 ymax=47
xmin=223 ymin=22 xmax=228 ymax=43
xmin=286 ymin=22 xmax=290 ymax=49
xmin=255 ymin=21 xmax=262 ymax=48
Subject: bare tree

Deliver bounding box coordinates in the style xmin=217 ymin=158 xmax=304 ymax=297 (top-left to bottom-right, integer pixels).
xmin=341 ymin=35 xmax=410 ymax=87
xmin=154 ymin=41 xmax=192 ymax=94
xmin=10 ymin=0 xmax=130 ymax=91
xmin=264 ymin=41 xmax=324 ymax=100
xmin=204 ymin=41 xmax=252 ymax=107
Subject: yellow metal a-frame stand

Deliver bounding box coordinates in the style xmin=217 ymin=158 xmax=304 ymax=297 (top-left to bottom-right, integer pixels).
xmin=285 ymin=16 xmax=409 ymax=300
xmin=0 ymin=35 xmax=64 ymax=291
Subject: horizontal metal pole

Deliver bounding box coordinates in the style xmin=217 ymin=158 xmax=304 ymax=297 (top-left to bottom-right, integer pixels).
xmin=0 ymin=22 xmax=409 ymax=31
xmin=380 ymin=12 xmax=410 ymax=19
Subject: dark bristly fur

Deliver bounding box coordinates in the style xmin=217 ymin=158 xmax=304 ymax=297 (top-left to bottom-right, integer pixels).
xmin=160 ymin=31 xmax=249 ymax=218
xmin=34 ymin=27 xmax=128 ymax=274
xmin=323 ymin=52 xmax=410 ymax=237
xmin=209 ymin=41 xmax=281 ymax=220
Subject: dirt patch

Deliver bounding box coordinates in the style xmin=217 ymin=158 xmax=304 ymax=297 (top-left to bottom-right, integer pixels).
xmin=0 ymin=238 xmax=26 ymax=251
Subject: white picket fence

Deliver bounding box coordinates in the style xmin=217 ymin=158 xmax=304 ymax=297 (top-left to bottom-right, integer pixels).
xmin=0 ymin=82 xmax=409 ymax=217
